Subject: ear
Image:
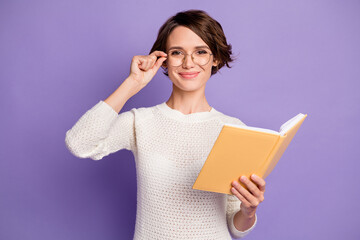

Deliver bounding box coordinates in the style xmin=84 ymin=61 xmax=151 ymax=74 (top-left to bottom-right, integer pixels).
xmin=212 ymin=58 xmax=219 ymax=67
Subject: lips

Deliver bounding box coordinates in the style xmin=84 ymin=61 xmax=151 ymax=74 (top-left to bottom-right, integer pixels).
xmin=179 ymin=72 xmax=200 ymax=79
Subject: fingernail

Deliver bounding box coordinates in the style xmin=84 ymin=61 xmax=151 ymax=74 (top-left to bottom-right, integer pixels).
xmin=241 ymin=176 xmax=246 ymax=182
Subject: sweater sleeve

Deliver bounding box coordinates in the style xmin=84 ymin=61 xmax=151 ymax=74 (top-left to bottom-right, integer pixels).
xmin=226 ymin=194 xmax=257 ymax=239
xmin=65 ymin=100 xmax=136 ymax=160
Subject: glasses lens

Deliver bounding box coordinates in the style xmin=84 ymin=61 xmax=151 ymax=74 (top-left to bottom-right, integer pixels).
xmin=193 ymin=50 xmax=210 ymax=66
xmin=168 ymin=50 xmax=211 ymax=67
xmin=168 ymin=50 xmax=183 ymax=67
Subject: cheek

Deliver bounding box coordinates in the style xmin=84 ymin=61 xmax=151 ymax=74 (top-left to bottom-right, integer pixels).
xmin=204 ymin=64 xmax=214 ymax=76
xmin=167 ymin=67 xmax=176 ymax=78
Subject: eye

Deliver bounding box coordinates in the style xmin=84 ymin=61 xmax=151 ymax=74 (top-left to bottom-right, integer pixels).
xmin=197 ymin=50 xmax=209 ymax=55
xmin=170 ymin=50 xmax=183 ymax=56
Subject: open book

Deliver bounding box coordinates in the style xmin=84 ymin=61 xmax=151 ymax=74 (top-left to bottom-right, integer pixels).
xmin=192 ymin=113 xmax=307 ymax=195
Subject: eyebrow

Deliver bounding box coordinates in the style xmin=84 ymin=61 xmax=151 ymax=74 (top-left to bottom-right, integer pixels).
xmin=168 ymin=45 xmax=210 ymax=51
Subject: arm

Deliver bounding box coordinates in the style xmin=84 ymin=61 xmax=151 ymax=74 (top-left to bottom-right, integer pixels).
xmin=104 ymin=76 xmax=141 ymax=114
xmin=65 ymin=51 xmax=167 ymax=160
xmin=226 ymin=194 xmax=257 ymax=239
xmin=104 ymin=50 xmax=167 ymax=114
xmin=233 ymin=209 xmax=257 ymax=231
xmin=65 ymin=77 xmax=139 ymax=160
xmin=228 ymin=174 xmax=266 ymax=238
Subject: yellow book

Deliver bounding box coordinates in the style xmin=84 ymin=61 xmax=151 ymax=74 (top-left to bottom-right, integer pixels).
xmin=192 ymin=113 xmax=307 ymax=195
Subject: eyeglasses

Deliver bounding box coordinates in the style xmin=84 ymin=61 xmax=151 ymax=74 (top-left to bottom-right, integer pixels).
xmin=166 ymin=49 xmax=213 ymax=67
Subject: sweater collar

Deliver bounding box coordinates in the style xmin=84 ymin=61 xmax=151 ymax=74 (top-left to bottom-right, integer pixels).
xmin=156 ymin=102 xmax=220 ymax=122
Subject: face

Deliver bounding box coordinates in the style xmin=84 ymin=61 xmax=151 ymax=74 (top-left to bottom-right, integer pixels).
xmin=164 ymin=26 xmax=218 ymax=92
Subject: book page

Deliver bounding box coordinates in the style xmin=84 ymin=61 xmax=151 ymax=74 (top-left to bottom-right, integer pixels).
xmin=224 ymin=123 xmax=279 ymax=135
xmin=224 ymin=113 xmax=306 ymax=136
xmin=279 ymin=113 xmax=306 ymax=135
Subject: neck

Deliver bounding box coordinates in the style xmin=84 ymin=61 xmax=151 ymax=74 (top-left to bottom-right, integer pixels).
xmin=166 ymin=85 xmax=211 ymax=115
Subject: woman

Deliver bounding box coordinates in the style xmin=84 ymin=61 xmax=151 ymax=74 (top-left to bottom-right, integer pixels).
xmin=65 ymin=9 xmax=265 ymax=240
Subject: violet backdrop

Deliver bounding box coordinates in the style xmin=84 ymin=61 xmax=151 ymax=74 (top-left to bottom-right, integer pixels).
xmin=1 ymin=0 xmax=359 ymax=239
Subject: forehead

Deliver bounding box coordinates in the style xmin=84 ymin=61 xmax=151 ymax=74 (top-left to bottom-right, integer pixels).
xmin=166 ymin=26 xmax=209 ymax=50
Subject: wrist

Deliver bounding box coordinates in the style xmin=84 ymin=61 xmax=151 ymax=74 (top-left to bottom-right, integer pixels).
xmin=240 ymin=208 xmax=256 ymax=219
xmin=233 ymin=209 xmax=257 ymax=232
xmin=123 ymin=76 xmax=142 ymax=96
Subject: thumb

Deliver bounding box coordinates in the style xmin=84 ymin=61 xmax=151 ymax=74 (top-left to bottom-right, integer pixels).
xmin=152 ymin=56 xmax=167 ymax=73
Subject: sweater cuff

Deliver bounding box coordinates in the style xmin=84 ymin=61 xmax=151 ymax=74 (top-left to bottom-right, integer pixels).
xmin=229 ymin=211 xmax=257 ymax=239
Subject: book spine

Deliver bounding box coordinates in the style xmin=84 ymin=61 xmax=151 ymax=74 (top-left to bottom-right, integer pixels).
xmin=261 ymin=115 xmax=307 ymax=179
xmin=257 ymin=135 xmax=283 ymax=179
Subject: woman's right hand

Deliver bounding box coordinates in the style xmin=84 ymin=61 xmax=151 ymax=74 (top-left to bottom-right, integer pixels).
xmin=128 ymin=50 xmax=167 ymax=90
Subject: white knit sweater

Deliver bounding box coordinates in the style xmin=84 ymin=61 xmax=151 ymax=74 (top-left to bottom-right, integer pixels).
xmin=65 ymin=100 xmax=257 ymax=240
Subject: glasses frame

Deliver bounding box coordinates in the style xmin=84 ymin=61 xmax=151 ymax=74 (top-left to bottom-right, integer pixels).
xmin=166 ymin=49 xmax=214 ymax=67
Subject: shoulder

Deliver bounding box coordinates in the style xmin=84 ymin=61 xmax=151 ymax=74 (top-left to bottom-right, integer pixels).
xmin=214 ymin=110 xmax=247 ymax=126
xmin=130 ymin=105 xmax=156 ymax=115
xmin=125 ymin=104 xmax=159 ymax=122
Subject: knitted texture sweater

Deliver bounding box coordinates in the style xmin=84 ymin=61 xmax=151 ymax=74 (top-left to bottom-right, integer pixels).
xmin=65 ymin=100 xmax=257 ymax=240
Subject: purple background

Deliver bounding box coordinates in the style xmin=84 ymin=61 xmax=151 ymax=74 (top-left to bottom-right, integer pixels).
xmin=1 ymin=0 xmax=359 ymax=239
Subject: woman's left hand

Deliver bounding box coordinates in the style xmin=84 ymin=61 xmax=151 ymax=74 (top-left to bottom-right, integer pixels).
xmin=231 ymin=174 xmax=266 ymax=217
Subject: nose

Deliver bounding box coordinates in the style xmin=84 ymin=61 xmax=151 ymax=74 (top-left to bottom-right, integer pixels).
xmin=182 ymin=53 xmax=195 ymax=68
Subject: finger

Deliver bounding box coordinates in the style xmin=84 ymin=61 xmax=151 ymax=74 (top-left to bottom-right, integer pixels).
xmin=234 ymin=182 xmax=260 ymax=207
xmin=148 ymin=56 xmax=157 ymax=69
xmin=240 ymin=176 xmax=262 ymax=198
xmin=142 ymin=59 xmax=153 ymax=71
xmin=138 ymin=57 xmax=148 ymax=70
xmin=133 ymin=56 xmax=143 ymax=66
xmin=231 ymin=187 xmax=251 ymax=208
xmin=152 ymin=56 xmax=167 ymax=72
xmin=141 ymin=55 xmax=157 ymax=71
xmin=148 ymin=52 xmax=167 ymax=70
xmin=250 ymin=174 xmax=266 ymax=193
xmin=150 ymin=50 xmax=168 ymax=57
xmin=144 ymin=59 xmax=152 ymax=71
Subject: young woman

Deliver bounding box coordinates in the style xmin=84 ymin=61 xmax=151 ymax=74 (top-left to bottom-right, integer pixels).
xmin=65 ymin=9 xmax=265 ymax=240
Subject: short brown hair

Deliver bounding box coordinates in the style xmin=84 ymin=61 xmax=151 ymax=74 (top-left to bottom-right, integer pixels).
xmin=149 ymin=9 xmax=236 ymax=76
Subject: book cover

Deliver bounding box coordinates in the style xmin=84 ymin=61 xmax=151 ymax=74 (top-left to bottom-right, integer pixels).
xmin=192 ymin=113 xmax=307 ymax=195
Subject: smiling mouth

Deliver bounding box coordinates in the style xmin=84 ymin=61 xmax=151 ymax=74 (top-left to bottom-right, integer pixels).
xmin=179 ymin=72 xmax=199 ymax=79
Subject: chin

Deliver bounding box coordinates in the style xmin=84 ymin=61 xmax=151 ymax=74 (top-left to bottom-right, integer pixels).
xmin=172 ymin=80 xmax=207 ymax=92
xmin=169 ymin=71 xmax=209 ymax=90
